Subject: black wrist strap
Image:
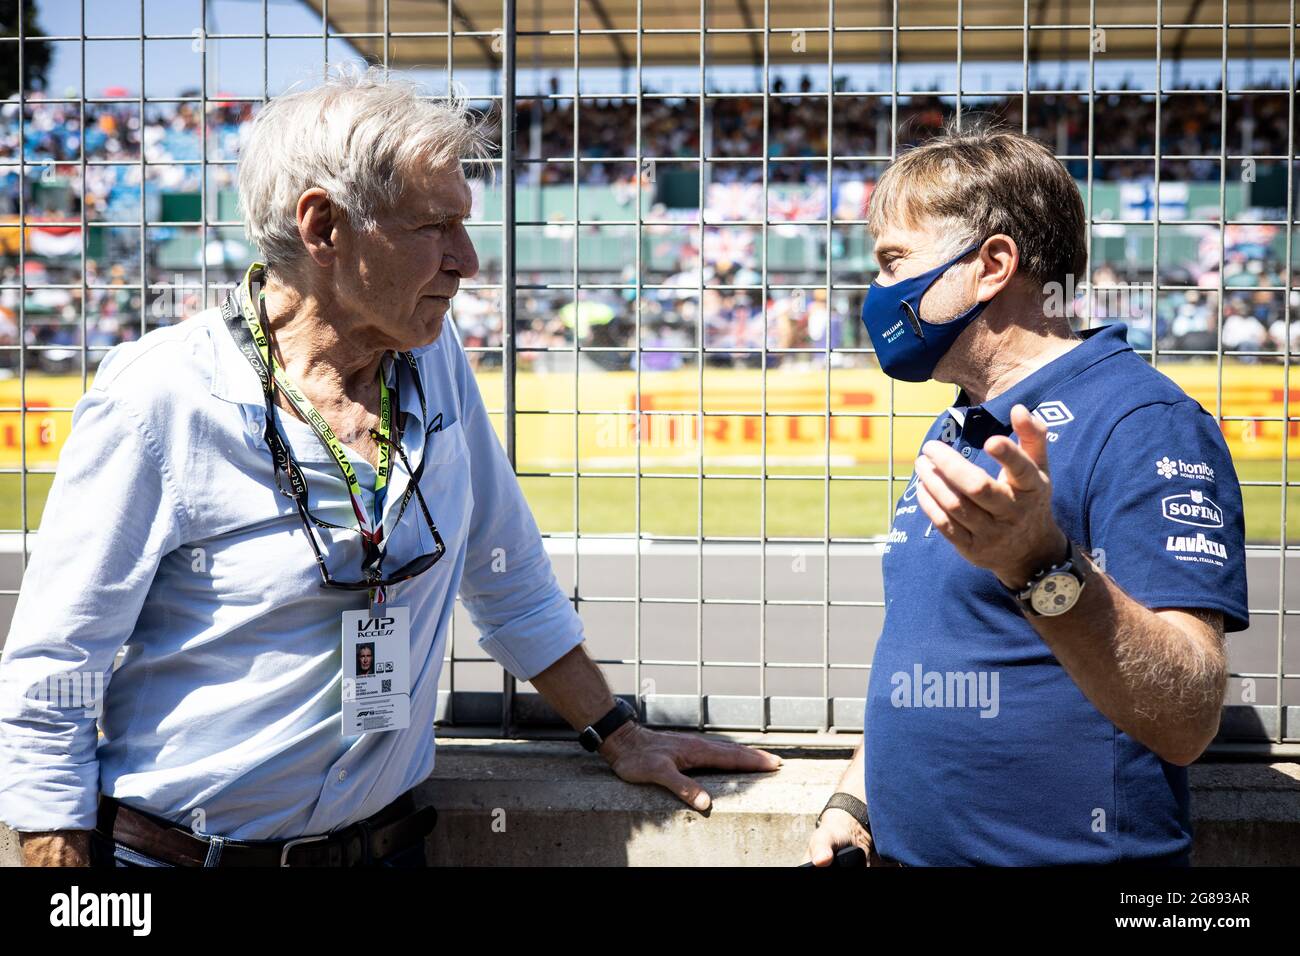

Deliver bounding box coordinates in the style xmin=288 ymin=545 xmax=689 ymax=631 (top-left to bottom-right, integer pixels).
xmin=579 ymin=698 xmax=637 ymax=752
xmin=819 ymin=792 xmax=871 ymax=830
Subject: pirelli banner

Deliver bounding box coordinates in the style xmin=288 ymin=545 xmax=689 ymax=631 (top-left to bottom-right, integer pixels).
xmin=483 ymin=363 xmax=1300 ymax=470
xmin=4 ymin=363 xmax=1300 ymax=471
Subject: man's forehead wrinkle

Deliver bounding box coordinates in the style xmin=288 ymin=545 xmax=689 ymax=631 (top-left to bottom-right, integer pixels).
xmin=401 ymin=191 xmax=471 ymax=222
xmin=874 ymin=225 xmax=928 ymax=256
xmin=399 ymin=164 xmax=469 ymax=206
xmin=423 ymin=201 xmax=472 ymax=220
xmin=424 ymin=177 xmax=473 ymax=219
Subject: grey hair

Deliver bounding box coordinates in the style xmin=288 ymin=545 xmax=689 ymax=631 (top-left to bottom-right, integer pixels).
xmin=237 ymin=62 xmax=493 ymax=272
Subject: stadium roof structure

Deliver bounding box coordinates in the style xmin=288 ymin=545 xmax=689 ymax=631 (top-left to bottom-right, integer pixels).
xmin=303 ymin=0 xmax=1299 ymax=72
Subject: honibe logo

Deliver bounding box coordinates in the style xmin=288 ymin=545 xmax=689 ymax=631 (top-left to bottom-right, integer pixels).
xmin=1155 ymin=455 xmax=1216 ymax=482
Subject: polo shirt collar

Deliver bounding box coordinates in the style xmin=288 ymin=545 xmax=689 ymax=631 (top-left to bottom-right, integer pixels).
xmin=949 ymin=322 xmax=1133 ymax=447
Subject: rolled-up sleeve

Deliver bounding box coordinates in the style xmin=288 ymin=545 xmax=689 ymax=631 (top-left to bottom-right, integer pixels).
xmin=0 ymin=381 xmax=185 ymax=831
xmin=448 ymin=335 xmax=585 ymax=681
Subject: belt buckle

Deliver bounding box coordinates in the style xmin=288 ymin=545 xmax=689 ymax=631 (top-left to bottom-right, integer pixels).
xmin=279 ymin=833 xmax=330 ymax=867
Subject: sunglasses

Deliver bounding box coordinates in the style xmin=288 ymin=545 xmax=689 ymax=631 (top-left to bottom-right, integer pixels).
xmin=258 ymin=338 xmax=447 ymax=590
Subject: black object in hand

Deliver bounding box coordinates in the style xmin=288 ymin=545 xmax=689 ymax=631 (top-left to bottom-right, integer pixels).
xmin=799 ymin=845 xmax=868 ymax=868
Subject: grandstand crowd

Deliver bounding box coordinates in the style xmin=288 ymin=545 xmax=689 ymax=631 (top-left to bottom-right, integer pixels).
xmin=1 ymin=77 xmax=1297 ymax=375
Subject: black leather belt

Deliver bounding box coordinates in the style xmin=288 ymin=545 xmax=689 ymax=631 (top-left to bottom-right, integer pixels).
xmin=95 ymin=792 xmax=438 ymax=867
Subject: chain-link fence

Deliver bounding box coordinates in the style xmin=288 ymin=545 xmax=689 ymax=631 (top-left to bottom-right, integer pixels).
xmin=1 ymin=0 xmax=1296 ymax=751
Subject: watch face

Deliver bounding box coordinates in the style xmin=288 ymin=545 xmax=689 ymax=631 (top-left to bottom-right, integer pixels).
xmin=1030 ymin=570 xmax=1082 ymax=616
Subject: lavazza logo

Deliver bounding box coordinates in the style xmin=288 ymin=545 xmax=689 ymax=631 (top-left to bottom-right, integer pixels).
xmin=1155 ymin=455 xmax=1215 ymax=482
xmin=1166 ymin=531 xmax=1228 ymax=565
xmin=1161 ymin=488 xmax=1224 ymax=528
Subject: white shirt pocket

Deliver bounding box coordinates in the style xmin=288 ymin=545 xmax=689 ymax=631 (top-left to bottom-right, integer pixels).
xmin=412 ymin=419 xmax=473 ymax=557
xmin=423 ymin=419 xmax=469 ymax=466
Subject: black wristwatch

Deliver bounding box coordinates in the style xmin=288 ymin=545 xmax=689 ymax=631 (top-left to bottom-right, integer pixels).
xmin=1007 ymin=538 xmax=1089 ymax=617
xmin=579 ymin=698 xmax=639 ymax=752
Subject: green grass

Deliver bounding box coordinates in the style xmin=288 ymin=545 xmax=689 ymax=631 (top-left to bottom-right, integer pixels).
xmin=0 ymin=473 xmax=54 ymax=534
xmin=520 ymin=461 xmax=1300 ymax=543
xmin=3 ymin=462 xmax=1298 ymax=543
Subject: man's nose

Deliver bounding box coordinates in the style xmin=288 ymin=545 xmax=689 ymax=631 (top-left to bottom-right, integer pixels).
xmin=444 ymin=226 xmax=479 ymax=281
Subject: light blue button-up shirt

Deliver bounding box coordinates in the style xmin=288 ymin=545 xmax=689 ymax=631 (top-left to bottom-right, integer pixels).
xmin=0 ymin=292 xmax=584 ymax=839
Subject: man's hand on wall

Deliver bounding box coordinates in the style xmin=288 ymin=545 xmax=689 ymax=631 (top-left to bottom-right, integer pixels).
xmin=596 ymin=722 xmax=781 ymax=812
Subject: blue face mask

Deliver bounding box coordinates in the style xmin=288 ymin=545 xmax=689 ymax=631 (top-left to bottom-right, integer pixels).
xmin=860 ymin=240 xmax=990 ymax=382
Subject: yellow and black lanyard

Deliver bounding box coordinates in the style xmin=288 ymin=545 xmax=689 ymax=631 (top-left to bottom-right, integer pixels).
xmin=220 ymin=262 xmax=438 ymax=602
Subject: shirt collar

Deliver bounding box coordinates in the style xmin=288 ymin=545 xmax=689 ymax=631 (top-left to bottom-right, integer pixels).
xmin=948 ymin=322 xmax=1134 ymax=447
xmin=209 ymin=263 xmax=426 ymax=436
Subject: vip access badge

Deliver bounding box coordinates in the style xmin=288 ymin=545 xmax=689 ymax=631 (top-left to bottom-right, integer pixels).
xmin=341 ymin=606 xmax=412 ymax=735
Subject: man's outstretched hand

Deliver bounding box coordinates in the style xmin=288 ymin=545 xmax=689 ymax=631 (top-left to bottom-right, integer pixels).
xmin=914 ymin=402 xmax=1068 ymax=590
xmin=596 ymin=722 xmax=782 ymax=812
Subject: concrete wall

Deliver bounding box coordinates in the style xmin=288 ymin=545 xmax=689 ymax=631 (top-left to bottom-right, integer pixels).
xmin=3 ymin=740 xmax=1297 ymax=866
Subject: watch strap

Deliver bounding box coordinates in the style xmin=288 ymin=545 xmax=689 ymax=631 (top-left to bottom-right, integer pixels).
xmin=1013 ymin=539 xmax=1087 ymax=615
xmin=579 ymin=698 xmax=638 ymax=752
xmin=818 ymin=792 xmax=871 ymax=831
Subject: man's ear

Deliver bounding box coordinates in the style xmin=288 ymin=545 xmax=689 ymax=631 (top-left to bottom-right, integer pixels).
xmin=976 ymin=234 xmax=1019 ymax=303
xmin=296 ymin=187 xmax=338 ymax=267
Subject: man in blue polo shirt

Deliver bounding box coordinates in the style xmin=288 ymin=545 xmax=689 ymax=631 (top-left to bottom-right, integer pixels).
xmin=805 ymin=125 xmax=1247 ymax=866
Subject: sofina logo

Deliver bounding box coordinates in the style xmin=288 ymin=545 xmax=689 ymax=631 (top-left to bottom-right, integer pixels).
xmin=1161 ymin=489 xmax=1224 ymax=528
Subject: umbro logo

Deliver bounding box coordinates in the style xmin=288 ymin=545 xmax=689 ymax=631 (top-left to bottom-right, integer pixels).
xmin=1032 ymin=401 xmax=1074 ymax=426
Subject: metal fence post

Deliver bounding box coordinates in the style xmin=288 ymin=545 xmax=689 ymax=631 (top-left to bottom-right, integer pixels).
xmin=501 ymin=0 xmax=518 ymax=737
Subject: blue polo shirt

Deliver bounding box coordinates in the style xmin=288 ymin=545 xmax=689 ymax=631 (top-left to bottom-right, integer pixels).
xmin=864 ymin=323 xmax=1248 ymax=865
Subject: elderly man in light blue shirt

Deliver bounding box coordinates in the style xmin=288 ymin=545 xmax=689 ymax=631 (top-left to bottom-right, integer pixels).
xmin=0 ymin=65 xmax=779 ymax=867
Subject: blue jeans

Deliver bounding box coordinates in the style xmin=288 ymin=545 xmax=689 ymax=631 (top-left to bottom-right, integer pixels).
xmin=89 ymin=829 xmax=429 ymax=868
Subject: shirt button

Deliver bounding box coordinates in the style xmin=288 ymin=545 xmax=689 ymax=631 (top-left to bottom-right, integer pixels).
xmin=337 ymin=770 xmax=348 ymax=782
xmin=961 ymin=446 xmax=973 ymax=458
